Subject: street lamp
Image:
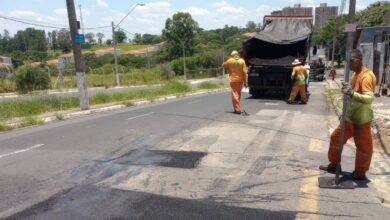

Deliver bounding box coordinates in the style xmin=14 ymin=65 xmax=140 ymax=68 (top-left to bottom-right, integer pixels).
xmin=112 ymin=3 xmax=145 ymax=87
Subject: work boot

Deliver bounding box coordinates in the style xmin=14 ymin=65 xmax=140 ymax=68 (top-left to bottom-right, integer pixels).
xmin=319 ymin=164 xmax=340 ymax=173
xmin=352 ymin=171 xmax=367 ymax=181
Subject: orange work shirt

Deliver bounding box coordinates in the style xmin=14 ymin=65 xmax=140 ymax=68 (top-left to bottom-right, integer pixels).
xmin=291 ymin=65 xmax=308 ymax=85
xmin=222 ymin=57 xmax=247 ymax=83
xmin=350 ymin=67 xmax=376 ymax=93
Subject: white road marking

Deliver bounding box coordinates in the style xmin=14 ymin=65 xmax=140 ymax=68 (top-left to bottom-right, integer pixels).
xmin=0 ymin=144 xmax=45 ymax=159
xmin=126 ymin=112 xmax=154 ymax=121
xmin=188 ymin=100 xmax=202 ymax=104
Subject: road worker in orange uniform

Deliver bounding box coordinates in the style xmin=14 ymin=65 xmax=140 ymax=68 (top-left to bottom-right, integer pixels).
xmin=222 ymin=50 xmax=247 ymax=114
xmin=320 ymin=49 xmax=377 ymax=180
xmin=288 ymin=59 xmax=308 ymax=104
xmin=330 ymin=67 xmax=337 ymax=81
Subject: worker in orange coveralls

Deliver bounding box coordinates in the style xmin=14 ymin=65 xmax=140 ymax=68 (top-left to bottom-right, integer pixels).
xmin=320 ymin=49 xmax=377 ymax=180
xmin=288 ymin=59 xmax=308 ymax=104
xmin=222 ymin=50 xmax=247 ymax=114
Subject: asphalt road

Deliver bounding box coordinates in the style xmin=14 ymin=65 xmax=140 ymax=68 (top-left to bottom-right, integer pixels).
xmin=0 ymin=82 xmax=389 ymax=219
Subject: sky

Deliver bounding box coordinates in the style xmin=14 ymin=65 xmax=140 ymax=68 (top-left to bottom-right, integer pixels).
xmin=0 ymin=0 xmax=380 ymax=40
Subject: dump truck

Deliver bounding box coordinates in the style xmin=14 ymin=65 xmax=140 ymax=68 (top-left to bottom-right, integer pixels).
xmin=243 ymin=16 xmax=313 ymax=97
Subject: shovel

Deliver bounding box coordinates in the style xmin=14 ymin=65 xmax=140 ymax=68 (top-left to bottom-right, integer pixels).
xmin=241 ymin=86 xmax=250 ymax=116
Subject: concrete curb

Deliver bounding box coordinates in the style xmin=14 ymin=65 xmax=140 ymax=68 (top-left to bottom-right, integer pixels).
xmin=4 ymin=88 xmax=229 ymax=130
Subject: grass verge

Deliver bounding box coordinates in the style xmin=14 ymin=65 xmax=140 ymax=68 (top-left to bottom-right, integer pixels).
xmin=0 ymin=123 xmax=12 ymax=132
xmin=0 ymin=81 xmax=228 ymax=124
xmin=19 ymin=116 xmax=43 ymax=128
xmin=325 ymin=88 xmax=342 ymax=112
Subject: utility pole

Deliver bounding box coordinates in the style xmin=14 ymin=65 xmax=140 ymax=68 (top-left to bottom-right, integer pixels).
xmin=112 ymin=21 xmax=120 ymax=87
xmin=182 ymin=41 xmax=187 ymax=80
xmin=66 ymin=0 xmax=89 ymax=110
xmin=335 ymin=0 xmax=356 ymax=185
xmin=78 ymin=4 xmax=85 ymax=35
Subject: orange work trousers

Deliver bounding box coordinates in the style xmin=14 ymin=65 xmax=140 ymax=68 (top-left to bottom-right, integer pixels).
xmin=328 ymin=121 xmax=373 ymax=176
xmin=288 ymin=84 xmax=307 ymax=103
xmin=230 ymin=82 xmax=243 ymax=112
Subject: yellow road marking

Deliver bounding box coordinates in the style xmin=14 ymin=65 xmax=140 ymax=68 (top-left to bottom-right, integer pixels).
xmin=296 ymin=138 xmax=320 ymax=220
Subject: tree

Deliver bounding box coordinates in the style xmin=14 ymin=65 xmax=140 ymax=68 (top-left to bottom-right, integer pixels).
xmin=356 ymin=1 xmax=390 ymax=27
xmin=246 ymin=21 xmax=258 ymax=32
xmin=85 ymin=32 xmax=95 ymax=44
xmin=13 ymin=28 xmax=47 ymax=52
xmin=162 ymin=12 xmax=199 ymax=59
xmin=312 ymin=15 xmax=347 ymax=67
xmin=47 ymin=31 xmax=58 ymax=50
xmin=114 ymin=30 xmax=127 ymax=43
xmin=57 ymin=29 xmax=72 ymax=53
xmin=133 ymin=33 xmax=143 ymax=44
xmin=96 ymin=32 xmax=105 ymax=44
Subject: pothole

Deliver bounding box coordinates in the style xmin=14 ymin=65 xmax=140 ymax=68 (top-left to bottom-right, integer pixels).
xmin=107 ymin=149 xmax=207 ymax=169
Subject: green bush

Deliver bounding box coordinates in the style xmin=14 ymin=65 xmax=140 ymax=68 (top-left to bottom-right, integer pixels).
xmin=169 ymin=53 xmax=218 ymax=75
xmin=15 ymin=66 xmax=51 ymax=93
xmin=85 ymin=53 xmax=114 ymax=69
xmin=119 ymin=55 xmax=148 ymax=68
xmin=11 ymin=50 xmax=49 ymax=67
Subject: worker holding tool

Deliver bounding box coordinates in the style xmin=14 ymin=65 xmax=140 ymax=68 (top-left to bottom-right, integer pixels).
xmin=288 ymin=59 xmax=308 ymax=104
xmin=320 ymin=49 xmax=376 ymax=180
xmin=222 ymin=50 xmax=247 ymax=114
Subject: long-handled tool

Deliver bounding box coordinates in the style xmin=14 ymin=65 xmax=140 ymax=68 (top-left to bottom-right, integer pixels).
xmin=318 ymin=0 xmax=356 ymax=190
xmin=241 ymin=86 xmax=250 ymax=116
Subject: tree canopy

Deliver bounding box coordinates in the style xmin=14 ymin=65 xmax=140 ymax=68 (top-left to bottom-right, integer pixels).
xmin=114 ymin=30 xmax=127 ymax=44
xmin=162 ymin=12 xmax=199 ymax=58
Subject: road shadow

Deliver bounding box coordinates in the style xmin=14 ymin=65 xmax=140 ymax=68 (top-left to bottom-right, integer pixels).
xmin=246 ymin=91 xmax=287 ymax=101
xmin=8 ymin=185 xmax=299 ymax=220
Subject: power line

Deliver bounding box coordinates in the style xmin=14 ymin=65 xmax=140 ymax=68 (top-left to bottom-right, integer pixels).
xmin=0 ymin=14 xmax=111 ymax=31
xmin=117 ymin=27 xmax=134 ymax=36
xmin=0 ymin=15 xmax=67 ymax=29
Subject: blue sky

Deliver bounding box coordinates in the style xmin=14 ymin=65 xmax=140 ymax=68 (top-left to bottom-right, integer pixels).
xmin=0 ymin=0 xmax=379 ymax=39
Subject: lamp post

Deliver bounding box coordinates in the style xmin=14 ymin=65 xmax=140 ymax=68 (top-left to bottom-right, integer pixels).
xmin=112 ymin=3 xmax=145 ymax=87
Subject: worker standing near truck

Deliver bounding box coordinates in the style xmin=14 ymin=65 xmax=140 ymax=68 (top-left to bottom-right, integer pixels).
xmin=320 ymin=49 xmax=376 ymax=180
xmin=222 ymin=50 xmax=247 ymax=114
xmin=288 ymin=59 xmax=308 ymax=104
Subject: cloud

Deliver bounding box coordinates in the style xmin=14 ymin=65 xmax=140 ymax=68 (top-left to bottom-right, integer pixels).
xmin=54 ymin=8 xmax=67 ymax=16
xmin=96 ymin=0 xmax=108 ymax=8
xmin=211 ymin=1 xmax=229 ymax=8
xmin=9 ymin=10 xmax=39 ymax=18
xmin=211 ymin=1 xmax=245 ymax=15
xmin=181 ymin=7 xmax=210 ymax=16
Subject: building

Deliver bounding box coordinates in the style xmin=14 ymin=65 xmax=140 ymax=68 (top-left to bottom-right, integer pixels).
xmin=272 ymin=4 xmax=313 ymax=17
xmin=265 ymin=4 xmax=313 ymax=27
xmin=315 ymin=3 xmax=338 ymax=28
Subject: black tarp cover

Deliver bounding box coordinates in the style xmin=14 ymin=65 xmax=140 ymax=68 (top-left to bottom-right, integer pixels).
xmin=243 ymin=19 xmax=312 ymax=65
xmin=254 ymin=19 xmax=312 ymax=44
